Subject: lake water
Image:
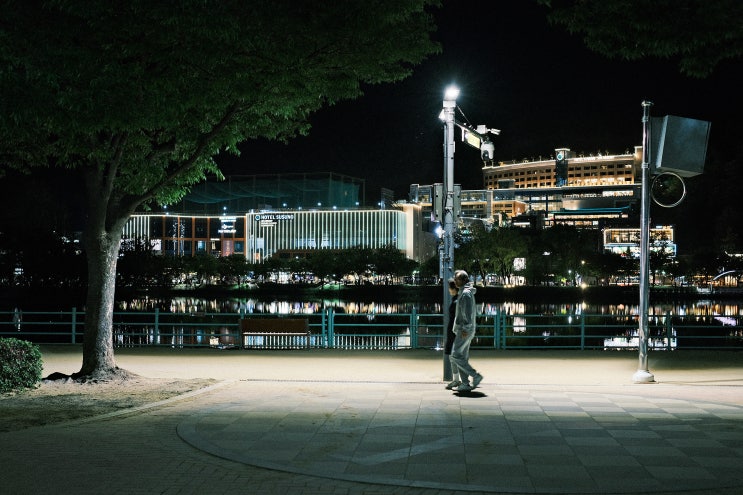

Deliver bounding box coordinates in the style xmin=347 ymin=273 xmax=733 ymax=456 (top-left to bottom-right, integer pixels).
xmin=107 ymin=295 xmax=743 ymax=351
xmin=114 ymin=294 xmax=743 ymax=318
xmin=4 ymin=286 xmax=740 ymax=318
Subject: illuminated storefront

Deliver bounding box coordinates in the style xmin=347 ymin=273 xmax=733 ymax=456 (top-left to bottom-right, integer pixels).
xmin=603 ymin=225 xmax=676 ymax=258
xmin=122 ymin=214 xmax=246 ymax=257
xmin=245 ymin=209 xmax=407 ymax=262
xmin=123 ymin=209 xmax=412 ymax=262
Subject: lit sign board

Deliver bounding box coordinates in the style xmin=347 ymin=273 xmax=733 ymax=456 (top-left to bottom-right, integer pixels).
xmin=255 ymin=213 xmax=295 ymax=228
xmin=218 ymin=216 xmax=237 ymax=234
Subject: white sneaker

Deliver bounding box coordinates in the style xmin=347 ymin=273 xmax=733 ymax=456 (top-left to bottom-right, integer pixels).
xmin=454 ymin=382 xmax=472 ymax=392
xmin=445 ymin=380 xmax=461 ymax=390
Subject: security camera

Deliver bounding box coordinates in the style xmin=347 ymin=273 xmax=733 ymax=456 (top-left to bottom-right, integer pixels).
xmin=481 ymin=142 xmax=495 ymax=161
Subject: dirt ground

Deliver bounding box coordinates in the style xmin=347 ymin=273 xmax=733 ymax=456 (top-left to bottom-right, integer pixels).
xmin=0 ymin=375 xmax=217 ymax=432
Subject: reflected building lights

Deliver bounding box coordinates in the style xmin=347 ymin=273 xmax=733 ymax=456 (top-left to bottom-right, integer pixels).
xmin=114 ymin=297 xmax=743 ymax=324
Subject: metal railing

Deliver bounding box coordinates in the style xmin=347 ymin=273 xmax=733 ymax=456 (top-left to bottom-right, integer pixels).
xmin=2 ymin=308 xmax=742 ymax=350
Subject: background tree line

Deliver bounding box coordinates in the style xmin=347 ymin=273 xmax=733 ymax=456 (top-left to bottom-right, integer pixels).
xmin=453 ymin=224 xmax=738 ymax=287
xmin=2 ymin=223 xmax=740 ymax=290
xmin=0 ymin=236 xmax=421 ymax=289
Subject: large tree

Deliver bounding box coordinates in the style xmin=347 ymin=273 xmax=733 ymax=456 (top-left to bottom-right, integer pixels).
xmin=0 ymin=0 xmax=440 ymax=379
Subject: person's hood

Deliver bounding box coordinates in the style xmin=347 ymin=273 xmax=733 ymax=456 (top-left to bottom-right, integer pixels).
xmin=463 ymin=282 xmax=476 ymax=294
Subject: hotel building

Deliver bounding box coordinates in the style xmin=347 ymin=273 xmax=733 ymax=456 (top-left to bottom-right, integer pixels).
xmin=409 ymin=146 xmax=642 ymax=228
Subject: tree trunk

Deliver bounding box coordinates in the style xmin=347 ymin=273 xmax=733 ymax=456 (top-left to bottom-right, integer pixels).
xmin=74 ymin=164 xmax=132 ymax=381
xmin=75 ymin=226 xmax=123 ymax=379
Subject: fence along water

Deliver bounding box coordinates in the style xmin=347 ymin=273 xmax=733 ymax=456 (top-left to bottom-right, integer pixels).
xmin=2 ymin=308 xmax=742 ymax=350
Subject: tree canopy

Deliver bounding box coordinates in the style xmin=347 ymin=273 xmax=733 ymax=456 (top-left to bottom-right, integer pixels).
xmin=0 ymin=0 xmax=441 ymax=212
xmin=539 ymin=0 xmax=742 ymax=78
xmin=0 ymin=0 xmax=441 ymax=378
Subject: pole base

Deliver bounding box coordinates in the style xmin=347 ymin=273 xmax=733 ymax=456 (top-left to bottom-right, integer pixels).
xmin=632 ymin=370 xmax=656 ymax=383
xmin=443 ymin=355 xmax=452 ymax=381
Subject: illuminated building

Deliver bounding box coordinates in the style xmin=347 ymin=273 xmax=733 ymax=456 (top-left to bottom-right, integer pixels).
xmin=407 ymin=145 xmax=675 ymax=256
xmin=482 ymin=147 xmax=641 ymax=190
xmin=122 ymin=147 xmax=670 ymax=262
xmin=122 ymin=214 xmax=247 ymax=257
xmin=603 ymin=225 xmax=676 ymax=258
xmin=124 ymin=172 xmax=413 ymax=260
xmin=123 ymin=208 xmax=419 ymax=261
xmin=410 ymin=146 xmax=642 ymax=227
xmin=243 ymin=209 xmax=408 ymax=262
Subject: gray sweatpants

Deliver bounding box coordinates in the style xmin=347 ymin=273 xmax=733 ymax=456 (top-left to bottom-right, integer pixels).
xmin=449 ymin=328 xmax=477 ymax=383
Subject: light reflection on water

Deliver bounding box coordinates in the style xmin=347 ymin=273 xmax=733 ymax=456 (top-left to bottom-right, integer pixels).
xmin=116 ymin=296 xmax=743 ymax=317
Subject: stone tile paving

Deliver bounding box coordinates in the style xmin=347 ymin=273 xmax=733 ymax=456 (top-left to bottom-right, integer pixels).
xmin=5 ymin=348 xmax=743 ymax=495
xmin=176 ymin=380 xmax=743 ymax=494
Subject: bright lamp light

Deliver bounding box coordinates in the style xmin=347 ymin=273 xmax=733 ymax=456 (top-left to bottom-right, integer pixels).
xmin=444 ymin=85 xmax=460 ymax=101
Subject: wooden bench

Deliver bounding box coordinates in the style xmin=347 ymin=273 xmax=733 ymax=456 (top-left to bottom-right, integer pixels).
xmin=240 ymin=318 xmax=311 ymax=349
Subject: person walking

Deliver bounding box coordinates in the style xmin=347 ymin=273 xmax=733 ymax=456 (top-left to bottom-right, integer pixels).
xmin=444 ymin=279 xmax=461 ymax=389
xmin=449 ymin=270 xmax=483 ymax=392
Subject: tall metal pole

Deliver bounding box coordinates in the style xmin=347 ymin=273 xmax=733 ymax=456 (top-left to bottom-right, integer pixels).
xmin=442 ymin=86 xmax=458 ymax=380
xmin=633 ymin=101 xmax=655 ymax=383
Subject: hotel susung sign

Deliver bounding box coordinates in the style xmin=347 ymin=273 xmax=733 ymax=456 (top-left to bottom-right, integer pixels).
xmin=255 ymin=213 xmax=295 ymax=228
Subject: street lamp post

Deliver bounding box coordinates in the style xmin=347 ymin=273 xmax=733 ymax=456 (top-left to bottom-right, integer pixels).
xmin=633 ymin=105 xmax=710 ymax=381
xmin=633 ymin=101 xmax=655 ymax=383
xmin=441 ymin=85 xmax=458 ymax=380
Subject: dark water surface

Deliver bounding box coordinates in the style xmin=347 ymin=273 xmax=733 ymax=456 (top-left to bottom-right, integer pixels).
xmin=2 ymin=285 xmax=738 ymax=318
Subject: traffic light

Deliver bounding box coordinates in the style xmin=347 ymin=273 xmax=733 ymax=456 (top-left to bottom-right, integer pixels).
xmin=555 ymin=151 xmax=568 ymax=186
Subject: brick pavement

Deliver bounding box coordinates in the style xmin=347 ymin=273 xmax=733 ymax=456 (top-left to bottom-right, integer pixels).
xmin=1 ymin=347 xmax=742 ymax=495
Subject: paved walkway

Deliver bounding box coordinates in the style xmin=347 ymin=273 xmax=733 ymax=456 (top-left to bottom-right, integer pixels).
xmin=2 ymin=347 xmax=743 ymax=494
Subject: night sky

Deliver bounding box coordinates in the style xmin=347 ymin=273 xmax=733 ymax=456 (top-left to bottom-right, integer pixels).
xmin=2 ymin=1 xmax=739 ymax=239
xmin=220 ymin=0 xmax=741 ymax=199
